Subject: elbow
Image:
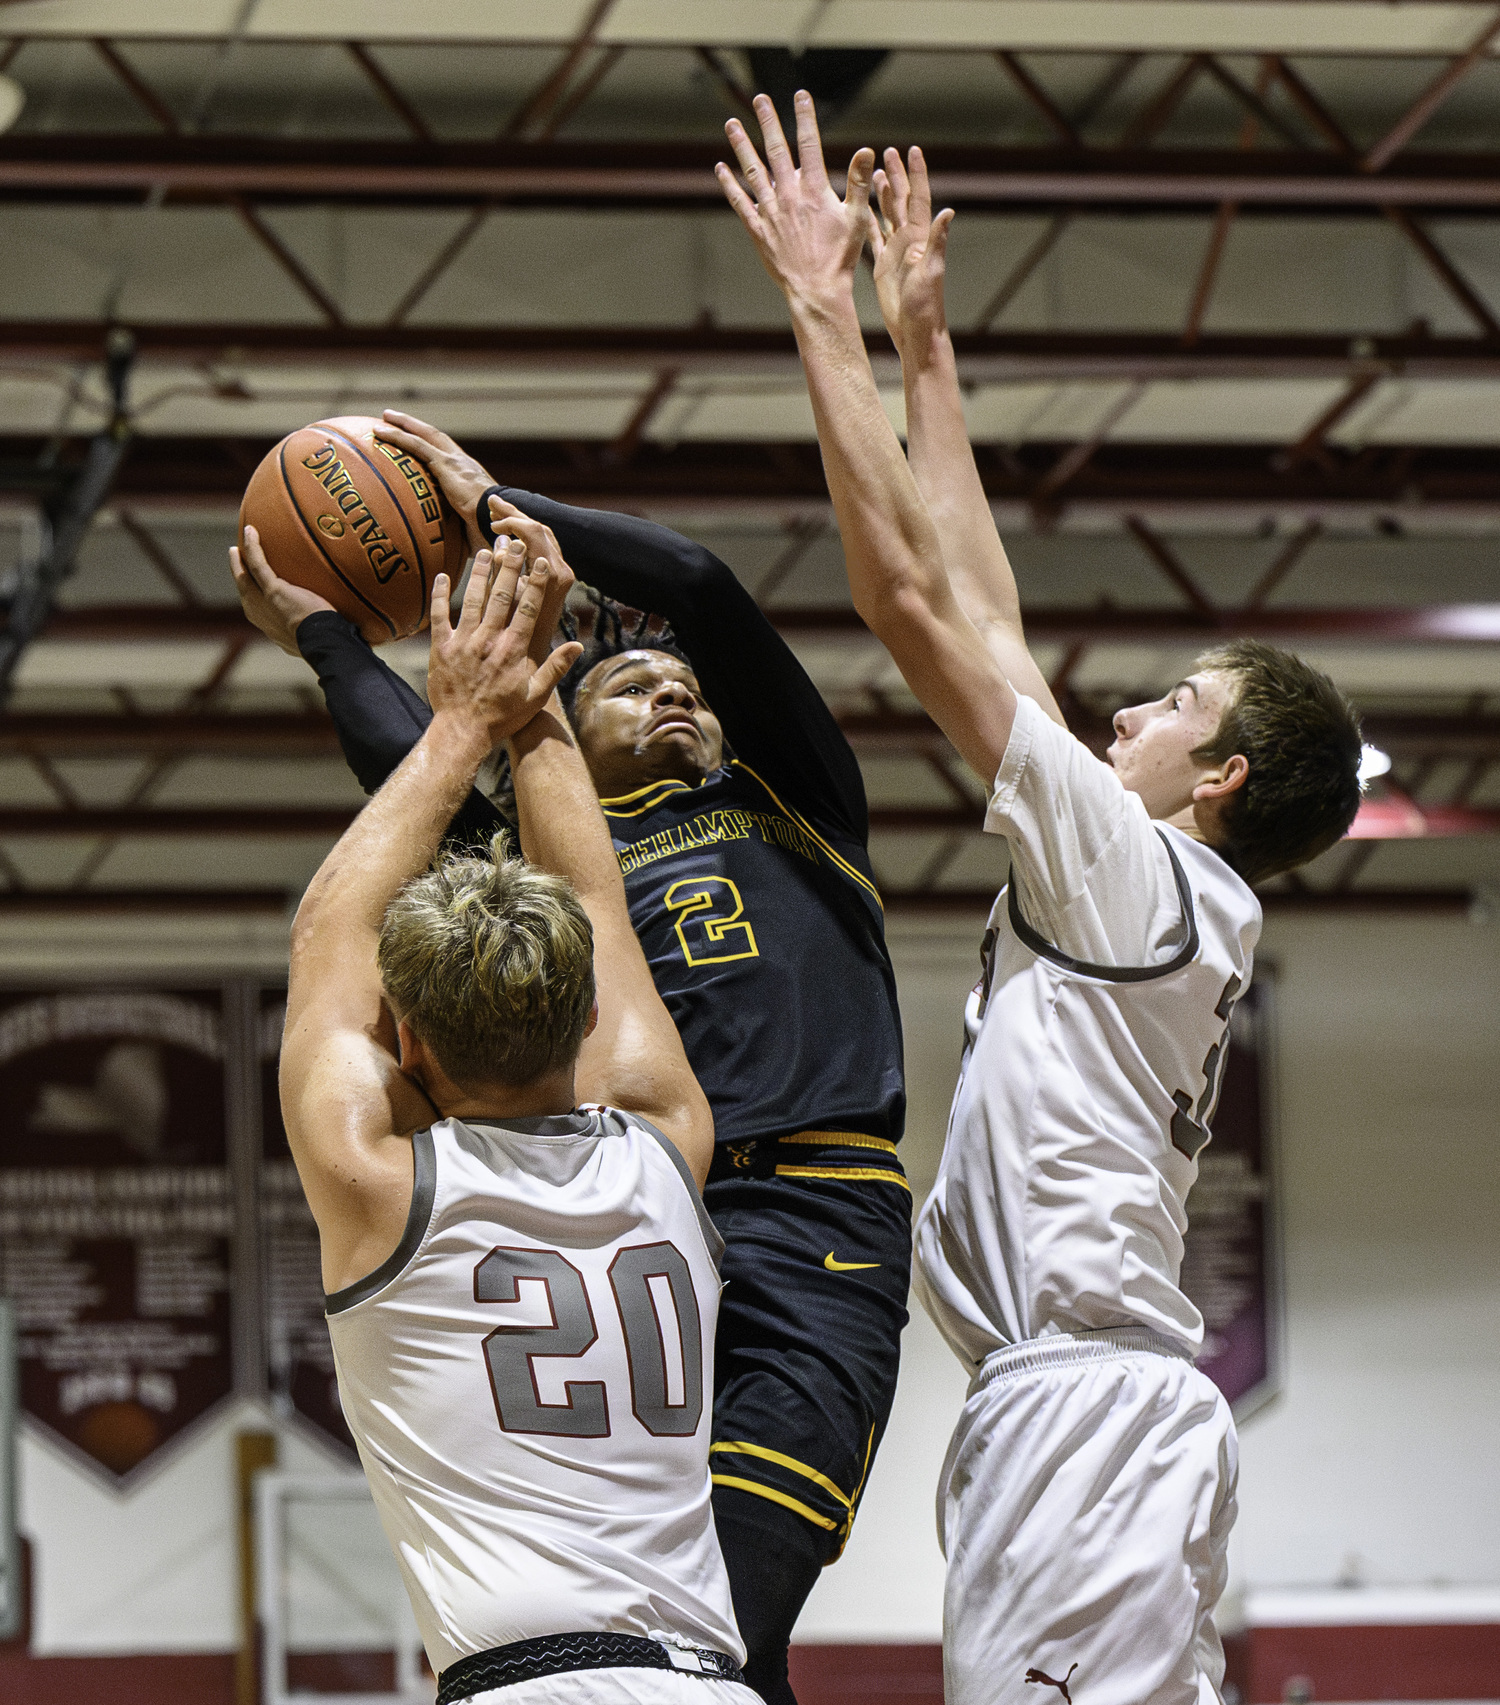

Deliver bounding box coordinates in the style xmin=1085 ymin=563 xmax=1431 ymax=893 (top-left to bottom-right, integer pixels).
xmin=669 ymin=541 xmax=734 ymax=600
xmin=626 ymin=523 xmax=735 ymax=601
xmin=288 ymin=866 xmax=334 ymax=959
xmin=287 ymin=903 xmax=318 ymax=968
xmin=853 ymin=580 xmax=936 ymax=645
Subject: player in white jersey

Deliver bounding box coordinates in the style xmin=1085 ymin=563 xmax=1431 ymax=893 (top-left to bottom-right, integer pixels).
xmin=233 ymin=522 xmax=761 ymax=1705
xmin=718 ymin=97 xmax=1363 ymax=1705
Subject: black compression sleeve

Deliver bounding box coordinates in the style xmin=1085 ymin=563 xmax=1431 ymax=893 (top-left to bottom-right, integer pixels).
xmin=491 ymin=488 xmax=869 ymax=842
xmin=295 ymin=610 xmax=506 ymax=847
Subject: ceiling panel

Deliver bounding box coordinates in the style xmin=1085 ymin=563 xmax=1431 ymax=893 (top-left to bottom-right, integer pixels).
xmin=2 ymin=11 xmax=1498 ymax=909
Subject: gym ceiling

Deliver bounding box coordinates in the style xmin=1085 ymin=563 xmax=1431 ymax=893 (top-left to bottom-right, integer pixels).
xmin=2 ymin=0 xmax=1500 ymax=919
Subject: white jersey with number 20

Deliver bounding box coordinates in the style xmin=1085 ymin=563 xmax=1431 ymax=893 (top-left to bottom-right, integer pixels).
xmin=324 ymin=1107 xmax=742 ymax=1678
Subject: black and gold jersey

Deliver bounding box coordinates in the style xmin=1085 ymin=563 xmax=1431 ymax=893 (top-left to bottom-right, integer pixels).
xmin=299 ymin=486 xmax=906 ymax=1151
xmin=603 ymin=760 xmax=902 ymax=1147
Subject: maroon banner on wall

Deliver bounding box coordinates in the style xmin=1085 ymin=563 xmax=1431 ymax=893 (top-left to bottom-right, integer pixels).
xmin=1180 ymin=971 xmax=1282 ymax=1419
xmin=0 ymin=989 xmax=235 ymax=1484
xmin=259 ymin=990 xmax=354 ymax=1456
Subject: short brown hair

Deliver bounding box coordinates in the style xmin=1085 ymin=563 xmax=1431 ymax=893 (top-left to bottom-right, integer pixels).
xmin=1192 ymin=640 xmax=1362 ymax=884
xmin=377 ymin=837 xmax=595 ymax=1089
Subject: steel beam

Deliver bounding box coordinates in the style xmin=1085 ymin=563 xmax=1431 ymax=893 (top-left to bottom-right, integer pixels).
xmin=790 ymin=605 xmax=1500 ymax=645
xmin=847 ymin=709 xmax=1500 ymax=759
xmin=0 ymin=808 xmax=360 ymax=836
xmin=14 ymin=320 xmax=1500 ymax=375
xmin=16 ymin=322 xmax=1500 ymax=380
xmin=9 ymin=139 xmax=1500 ymax=213
xmin=0 ymin=887 xmax=291 ymax=915
xmin=0 ymin=711 xmax=341 ymax=756
xmin=881 ymin=887 xmax=1477 ymax=916
xmin=1361 ymin=12 xmax=1500 ymax=174
xmin=4 ymin=708 xmax=1498 ymax=760
xmin=0 ymin=884 xmax=1475 ymax=917
xmin=1361 ymin=712 xmax=1500 ymax=756
xmin=1 ymin=800 xmax=1495 ymax=838
xmin=27 ymin=602 xmax=1500 ymax=648
xmin=14 ymin=433 xmax=1500 ymax=520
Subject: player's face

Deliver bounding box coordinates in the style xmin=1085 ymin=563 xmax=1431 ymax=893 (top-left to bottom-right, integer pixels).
xmin=570 ymin=651 xmax=725 ymax=798
xmin=1106 ymin=670 xmax=1239 ymax=819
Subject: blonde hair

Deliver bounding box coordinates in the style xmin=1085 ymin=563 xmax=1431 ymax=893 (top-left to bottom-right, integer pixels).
xmin=377 ymin=836 xmax=595 ymax=1089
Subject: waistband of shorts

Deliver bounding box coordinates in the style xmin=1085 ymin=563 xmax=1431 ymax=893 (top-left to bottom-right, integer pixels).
xmin=437 ymin=1631 xmax=745 ymax=1703
xmin=974 ymin=1326 xmax=1194 ymax=1389
xmin=707 ymin=1130 xmax=907 ymax=1191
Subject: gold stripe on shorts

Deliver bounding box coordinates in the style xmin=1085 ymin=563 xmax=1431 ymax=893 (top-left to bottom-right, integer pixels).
xmin=711 ymin=1440 xmax=853 ymax=1510
xmin=710 ymin=1475 xmax=839 ymax=1531
xmin=777 ymin=1131 xmax=899 ymax=1154
xmin=774 ymin=1164 xmax=911 ymax=1192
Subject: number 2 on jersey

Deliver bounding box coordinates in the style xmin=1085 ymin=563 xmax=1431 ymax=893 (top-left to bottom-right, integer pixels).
xmin=475 ymin=1242 xmax=704 ymax=1439
xmin=663 ymin=876 xmax=759 ymax=966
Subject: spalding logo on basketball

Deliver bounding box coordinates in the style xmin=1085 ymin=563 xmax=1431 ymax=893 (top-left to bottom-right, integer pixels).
xmin=239 ymin=415 xmax=468 ymax=644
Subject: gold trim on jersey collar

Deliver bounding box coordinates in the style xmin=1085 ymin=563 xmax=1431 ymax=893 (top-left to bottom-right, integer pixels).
xmin=728 ymin=759 xmax=884 ymax=911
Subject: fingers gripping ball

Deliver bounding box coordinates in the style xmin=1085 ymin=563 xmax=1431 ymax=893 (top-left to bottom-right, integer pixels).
xmin=239 ymin=415 xmax=467 ymax=644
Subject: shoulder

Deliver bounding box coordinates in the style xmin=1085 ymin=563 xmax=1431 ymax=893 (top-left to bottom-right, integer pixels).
xmin=725 ymin=757 xmax=865 ymax=852
xmin=593 ymin=1106 xmax=723 ymax=1269
xmin=986 ymin=695 xmax=1122 ymax=828
xmin=1157 ymin=824 xmax=1263 ymax=938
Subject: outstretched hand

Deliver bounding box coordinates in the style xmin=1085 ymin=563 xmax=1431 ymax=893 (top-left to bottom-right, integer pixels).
xmin=716 ymin=90 xmax=874 ymax=308
xmin=374 ymin=411 xmax=497 ymax=554
xmin=426 ymin=539 xmax=582 ymax=749
xmin=229 ymin=525 xmax=335 ymax=655
xmin=870 ymin=145 xmax=955 ymax=355
xmin=483 ymin=497 xmax=576 ymax=667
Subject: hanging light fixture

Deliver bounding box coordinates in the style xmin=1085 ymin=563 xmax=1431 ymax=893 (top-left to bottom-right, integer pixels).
xmin=1357 ymin=744 xmax=1392 ymax=786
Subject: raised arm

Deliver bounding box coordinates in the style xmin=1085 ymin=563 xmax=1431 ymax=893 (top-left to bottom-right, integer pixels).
xmin=717 ymin=93 xmax=1018 ymax=784
xmin=246 ymin=534 xmax=579 ymax=1292
xmin=467 ymin=507 xmax=715 ymax=1185
xmin=869 ymin=147 xmax=1066 ymax=729
xmin=230 ymin=527 xmax=507 ymax=846
xmin=509 ymin=701 xmax=716 ymax=1185
xmin=372 ymin=411 xmax=870 ymax=840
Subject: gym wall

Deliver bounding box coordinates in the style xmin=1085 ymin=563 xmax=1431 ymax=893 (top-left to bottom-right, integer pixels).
xmin=0 ymin=907 xmax=1496 ymax=1705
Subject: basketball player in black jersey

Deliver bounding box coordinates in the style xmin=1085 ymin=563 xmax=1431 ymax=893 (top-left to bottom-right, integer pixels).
xmin=233 ymin=419 xmax=911 ymax=1705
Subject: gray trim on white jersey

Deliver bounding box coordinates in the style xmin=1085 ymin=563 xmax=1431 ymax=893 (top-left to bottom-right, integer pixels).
xmin=607 ymin=1110 xmax=724 ymax=1274
xmin=325 ymin=1116 xmax=597 ymax=1316
xmin=325 ymin=1125 xmax=438 ymax=1316
xmin=323 ymin=1108 xmax=722 ymax=1315
xmin=1007 ymin=828 xmax=1200 ymax=983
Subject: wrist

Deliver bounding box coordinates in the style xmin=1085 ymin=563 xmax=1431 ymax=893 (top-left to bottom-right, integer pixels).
xmin=424 ymin=708 xmax=493 ymax=773
xmin=291 ymin=606 xmax=353 ymax=658
xmin=786 ymin=279 xmax=861 ymax=326
xmin=896 ymin=322 xmax=952 ymax=372
xmin=473 ymin=482 xmax=505 ymax=548
xmin=506 ymin=701 xmax=572 ymax=759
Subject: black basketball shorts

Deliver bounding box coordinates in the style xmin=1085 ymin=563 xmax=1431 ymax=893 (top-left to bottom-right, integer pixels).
xmin=703 ymin=1131 xmax=913 ymax=1564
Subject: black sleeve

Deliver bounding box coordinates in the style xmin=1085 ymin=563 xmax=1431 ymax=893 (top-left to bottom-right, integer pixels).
xmin=295 ymin=610 xmax=507 ymax=848
xmin=486 ymin=487 xmax=869 ymax=843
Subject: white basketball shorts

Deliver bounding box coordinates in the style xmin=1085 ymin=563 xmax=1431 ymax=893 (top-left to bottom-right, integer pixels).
xmin=939 ymin=1327 xmax=1238 ymax=1705
xmin=467 ymin=1673 xmax=762 ymax=1705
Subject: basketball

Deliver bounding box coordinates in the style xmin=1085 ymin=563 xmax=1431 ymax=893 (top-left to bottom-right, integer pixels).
xmin=239 ymin=415 xmax=467 ymax=644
